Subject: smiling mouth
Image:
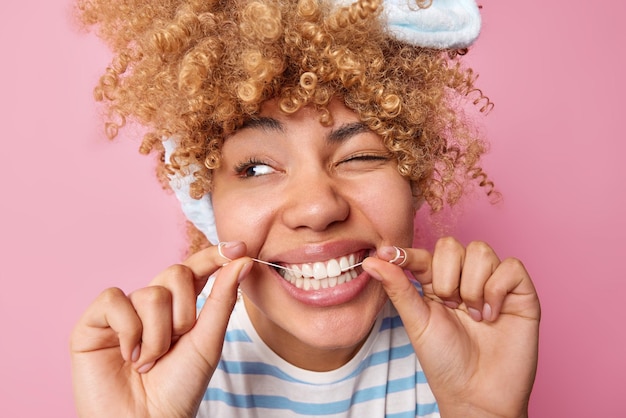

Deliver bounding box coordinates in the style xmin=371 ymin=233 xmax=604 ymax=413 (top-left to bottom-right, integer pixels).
xmin=272 ymin=252 xmax=365 ymax=291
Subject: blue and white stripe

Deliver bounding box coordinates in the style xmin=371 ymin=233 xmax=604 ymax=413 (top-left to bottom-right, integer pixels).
xmin=196 ymin=297 xmax=439 ymax=417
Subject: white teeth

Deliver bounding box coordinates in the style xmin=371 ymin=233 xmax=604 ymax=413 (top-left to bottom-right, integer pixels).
xmin=301 ymin=263 xmax=314 ymax=278
xmin=280 ymin=253 xmax=363 ymax=291
xmin=313 ymin=262 xmax=327 ymax=280
xmin=285 ymin=272 xmax=354 ymax=291
xmin=339 ymin=256 xmax=350 ymax=272
xmin=291 ymin=264 xmax=303 ymax=279
xmin=287 ymin=255 xmax=361 ymax=280
xmin=327 ymin=259 xmax=342 ymax=277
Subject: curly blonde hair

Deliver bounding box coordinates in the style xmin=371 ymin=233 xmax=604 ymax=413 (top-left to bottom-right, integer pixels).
xmin=77 ymin=0 xmax=494 ymax=251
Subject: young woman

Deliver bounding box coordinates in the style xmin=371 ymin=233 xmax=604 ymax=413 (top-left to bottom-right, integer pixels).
xmin=70 ymin=0 xmax=540 ymax=416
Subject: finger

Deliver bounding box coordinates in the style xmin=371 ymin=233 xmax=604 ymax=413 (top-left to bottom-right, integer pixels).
xmin=128 ymin=286 xmax=173 ymax=371
xmin=187 ymin=257 xmax=253 ymax=368
xmin=125 ymin=258 xmax=253 ymax=405
xmin=376 ymin=245 xmax=433 ymax=283
xmin=483 ymin=257 xmax=540 ymax=322
xmin=71 ymin=287 xmax=142 ymax=363
xmin=127 ymin=242 xmax=249 ymax=373
xmin=430 ymin=237 xmax=465 ymax=307
xmin=149 ymin=264 xmax=199 ymax=338
xmin=458 ymin=241 xmax=500 ymax=322
xmin=362 ymin=256 xmax=432 ymax=341
xmin=165 ymin=241 xmax=247 ymax=336
xmin=180 ymin=241 xmax=248 ymax=294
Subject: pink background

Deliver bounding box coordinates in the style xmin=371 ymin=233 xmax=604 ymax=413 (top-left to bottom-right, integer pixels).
xmin=1 ymin=1 xmax=624 ymax=416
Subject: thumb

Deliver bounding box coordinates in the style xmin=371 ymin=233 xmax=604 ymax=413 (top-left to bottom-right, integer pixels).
xmin=362 ymin=256 xmax=432 ymax=342
xmin=131 ymin=258 xmax=253 ymax=417
xmin=188 ymin=258 xmax=253 ymax=368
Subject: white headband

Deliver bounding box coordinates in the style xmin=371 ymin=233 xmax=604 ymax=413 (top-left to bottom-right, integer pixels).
xmin=341 ymin=0 xmax=481 ymax=49
xmin=165 ymin=0 xmax=481 ymax=243
xmin=162 ymin=139 xmax=220 ymax=244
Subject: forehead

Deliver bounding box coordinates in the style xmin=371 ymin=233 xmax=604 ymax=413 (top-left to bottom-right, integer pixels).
xmin=235 ymin=98 xmax=365 ymax=136
xmin=225 ymin=103 xmax=375 ymax=155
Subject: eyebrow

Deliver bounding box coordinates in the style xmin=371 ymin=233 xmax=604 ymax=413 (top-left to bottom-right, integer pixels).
xmin=327 ymin=121 xmax=369 ymax=144
xmin=240 ymin=117 xmax=369 ymax=144
xmin=240 ymin=116 xmax=284 ymax=133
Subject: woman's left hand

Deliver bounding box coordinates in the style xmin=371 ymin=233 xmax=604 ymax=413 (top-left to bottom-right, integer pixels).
xmin=362 ymin=237 xmax=540 ymax=418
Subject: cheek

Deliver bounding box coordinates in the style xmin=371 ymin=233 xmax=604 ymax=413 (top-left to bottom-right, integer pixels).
xmin=212 ymin=172 xmax=415 ymax=245
xmin=355 ymin=177 xmax=415 ymax=243
xmin=212 ymin=192 xmax=275 ymax=245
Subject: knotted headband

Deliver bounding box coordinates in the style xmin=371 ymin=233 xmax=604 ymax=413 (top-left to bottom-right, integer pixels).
xmin=338 ymin=0 xmax=481 ymax=49
xmin=164 ymin=0 xmax=482 ymax=243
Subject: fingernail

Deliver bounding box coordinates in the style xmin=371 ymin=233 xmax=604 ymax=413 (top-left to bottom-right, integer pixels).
xmin=220 ymin=241 xmax=241 ymax=248
xmin=468 ymin=307 xmax=483 ymax=322
xmin=218 ymin=241 xmax=244 ymax=261
xmin=482 ymin=303 xmax=492 ymax=322
xmin=237 ymin=261 xmax=253 ymax=283
xmin=378 ymin=246 xmax=407 ymax=266
xmin=131 ymin=344 xmax=140 ymax=362
xmin=377 ymin=246 xmax=399 ymax=261
xmin=137 ymin=361 xmax=155 ymax=374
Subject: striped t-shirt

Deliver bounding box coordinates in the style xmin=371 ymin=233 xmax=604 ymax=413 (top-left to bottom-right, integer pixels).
xmin=196 ymin=292 xmax=440 ymax=417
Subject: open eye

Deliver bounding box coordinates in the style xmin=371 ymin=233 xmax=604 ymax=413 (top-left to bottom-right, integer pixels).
xmin=236 ymin=159 xmax=276 ymax=178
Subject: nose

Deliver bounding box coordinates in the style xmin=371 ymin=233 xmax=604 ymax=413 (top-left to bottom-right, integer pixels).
xmin=281 ymin=169 xmax=350 ymax=232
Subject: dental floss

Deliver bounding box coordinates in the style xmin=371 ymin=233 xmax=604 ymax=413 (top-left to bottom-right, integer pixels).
xmin=252 ymin=258 xmax=363 ymax=273
xmin=217 ymin=243 xmax=363 ymax=274
xmin=220 ymin=242 xmax=413 ymax=273
xmin=251 ymin=258 xmax=297 ymax=272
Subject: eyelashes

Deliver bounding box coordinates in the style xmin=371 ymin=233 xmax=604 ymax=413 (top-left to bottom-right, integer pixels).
xmin=234 ymin=154 xmax=391 ymax=178
xmin=342 ymin=154 xmax=390 ymax=163
xmin=234 ymin=158 xmax=275 ymax=178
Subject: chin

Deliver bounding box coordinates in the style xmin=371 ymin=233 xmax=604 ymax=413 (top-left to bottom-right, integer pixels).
xmin=242 ymin=265 xmax=388 ymax=363
xmin=280 ymin=285 xmax=387 ymax=348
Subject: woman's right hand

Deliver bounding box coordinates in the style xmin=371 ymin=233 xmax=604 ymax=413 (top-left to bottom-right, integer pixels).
xmin=70 ymin=241 xmax=253 ymax=418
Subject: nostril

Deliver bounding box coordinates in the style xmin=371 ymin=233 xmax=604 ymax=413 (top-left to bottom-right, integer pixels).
xmin=281 ymin=180 xmax=350 ymax=232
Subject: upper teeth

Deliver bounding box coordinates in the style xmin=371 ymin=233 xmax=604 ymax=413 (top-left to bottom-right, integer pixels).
xmin=284 ymin=254 xmax=359 ymax=280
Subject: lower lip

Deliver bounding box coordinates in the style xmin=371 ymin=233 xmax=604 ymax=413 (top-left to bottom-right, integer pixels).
xmin=274 ymin=269 xmax=372 ymax=307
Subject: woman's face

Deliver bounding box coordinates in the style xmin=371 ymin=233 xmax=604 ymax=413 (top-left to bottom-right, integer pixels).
xmin=212 ymin=99 xmax=416 ymax=370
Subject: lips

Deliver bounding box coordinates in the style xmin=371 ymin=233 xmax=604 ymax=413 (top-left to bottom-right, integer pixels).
xmin=274 ymin=252 xmax=365 ymax=291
